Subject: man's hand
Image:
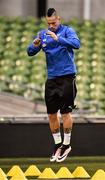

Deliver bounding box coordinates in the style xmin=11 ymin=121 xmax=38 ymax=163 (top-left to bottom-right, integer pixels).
xmin=33 ymin=38 xmax=41 ymax=47
xmin=46 ymin=30 xmax=58 ymax=41
xmin=33 ymin=32 xmax=41 ymax=47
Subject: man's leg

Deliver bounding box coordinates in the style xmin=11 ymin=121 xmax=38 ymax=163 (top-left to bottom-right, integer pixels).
xmin=48 ymin=113 xmax=62 ymax=162
xmin=56 ymin=113 xmax=72 ymax=162
xmin=62 ymin=112 xmax=73 ymax=144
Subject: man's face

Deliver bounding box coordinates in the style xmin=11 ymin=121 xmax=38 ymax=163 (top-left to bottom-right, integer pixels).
xmin=46 ymin=16 xmax=60 ymax=32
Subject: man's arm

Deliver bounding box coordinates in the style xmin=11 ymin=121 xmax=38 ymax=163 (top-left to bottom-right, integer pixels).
xmin=46 ymin=27 xmax=80 ymax=49
xmin=58 ymin=28 xmax=80 ymax=49
xmin=27 ymin=34 xmax=41 ymax=56
xmin=57 ymin=27 xmax=80 ymax=49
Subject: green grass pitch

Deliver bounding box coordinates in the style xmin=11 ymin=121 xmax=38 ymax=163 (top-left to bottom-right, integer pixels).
xmin=0 ymin=156 xmax=105 ymax=179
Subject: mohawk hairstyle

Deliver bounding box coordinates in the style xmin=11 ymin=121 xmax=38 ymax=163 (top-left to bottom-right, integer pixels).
xmin=46 ymin=8 xmax=57 ymax=17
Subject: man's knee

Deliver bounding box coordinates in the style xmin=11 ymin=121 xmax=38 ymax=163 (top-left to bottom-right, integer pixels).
xmin=48 ymin=113 xmax=57 ymax=121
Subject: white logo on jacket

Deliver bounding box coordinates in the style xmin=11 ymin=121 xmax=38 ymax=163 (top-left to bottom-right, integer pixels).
xmin=42 ymin=43 xmax=46 ymax=47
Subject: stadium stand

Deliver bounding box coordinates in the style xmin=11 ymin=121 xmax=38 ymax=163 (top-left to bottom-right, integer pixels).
xmin=0 ymin=17 xmax=105 ymax=115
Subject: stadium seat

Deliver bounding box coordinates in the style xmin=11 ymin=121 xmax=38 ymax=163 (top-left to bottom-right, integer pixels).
xmin=1 ymin=17 xmax=105 ymax=114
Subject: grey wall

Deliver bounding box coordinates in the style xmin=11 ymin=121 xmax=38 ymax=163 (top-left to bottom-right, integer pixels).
xmin=91 ymin=0 xmax=105 ymax=21
xmin=0 ymin=0 xmax=37 ymax=17
xmin=47 ymin=0 xmax=84 ymax=21
xmin=48 ymin=0 xmax=105 ymax=21
xmin=0 ymin=0 xmax=105 ymax=21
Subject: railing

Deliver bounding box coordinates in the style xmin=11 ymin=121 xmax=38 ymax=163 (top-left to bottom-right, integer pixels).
xmin=0 ymin=114 xmax=105 ymax=124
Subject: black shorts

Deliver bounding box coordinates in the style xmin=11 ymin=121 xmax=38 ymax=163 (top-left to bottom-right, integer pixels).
xmin=45 ymin=74 xmax=77 ymax=114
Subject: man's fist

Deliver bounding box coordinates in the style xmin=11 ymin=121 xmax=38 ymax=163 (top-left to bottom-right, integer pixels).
xmin=46 ymin=30 xmax=58 ymax=41
xmin=33 ymin=38 xmax=41 ymax=47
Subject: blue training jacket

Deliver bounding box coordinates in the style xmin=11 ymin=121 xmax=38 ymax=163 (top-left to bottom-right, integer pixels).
xmin=27 ymin=24 xmax=80 ymax=79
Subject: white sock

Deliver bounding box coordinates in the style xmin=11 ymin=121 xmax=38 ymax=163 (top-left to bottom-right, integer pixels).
xmin=63 ymin=132 xmax=71 ymax=145
xmin=53 ymin=132 xmax=62 ymax=144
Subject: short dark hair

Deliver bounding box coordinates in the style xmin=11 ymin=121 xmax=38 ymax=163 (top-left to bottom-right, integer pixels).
xmin=46 ymin=8 xmax=57 ymax=17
